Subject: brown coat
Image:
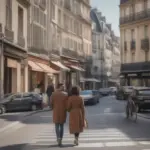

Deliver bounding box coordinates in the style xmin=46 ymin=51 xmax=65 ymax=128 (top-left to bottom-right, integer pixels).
xmin=68 ymin=96 xmax=85 ymax=134
xmin=50 ymin=91 xmax=68 ymax=124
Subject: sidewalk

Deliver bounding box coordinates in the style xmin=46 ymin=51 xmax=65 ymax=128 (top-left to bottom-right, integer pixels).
xmin=0 ymin=107 xmax=50 ymax=133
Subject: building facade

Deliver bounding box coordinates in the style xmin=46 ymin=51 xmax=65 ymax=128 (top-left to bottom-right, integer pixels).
xmin=91 ymin=8 xmax=120 ymax=87
xmin=120 ymin=0 xmax=150 ymax=86
xmin=0 ymin=0 xmax=29 ymax=97
xmin=50 ymin=0 xmax=92 ymax=90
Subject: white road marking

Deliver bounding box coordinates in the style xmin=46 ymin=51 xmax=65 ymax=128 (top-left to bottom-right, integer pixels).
xmin=29 ymin=127 xmax=150 ymax=148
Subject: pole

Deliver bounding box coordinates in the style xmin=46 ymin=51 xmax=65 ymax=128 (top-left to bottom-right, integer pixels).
xmin=0 ymin=33 xmax=4 ymax=100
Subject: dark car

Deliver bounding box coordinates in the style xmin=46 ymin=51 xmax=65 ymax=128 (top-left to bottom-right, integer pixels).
xmin=80 ymin=90 xmax=99 ymax=105
xmin=116 ymin=86 xmax=134 ymax=100
xmin=131 ymin=87 xmax=150 ymax=112
xmin=99 ymin=88 xmax=112 ymax=96
xmin=0 ymin=92 xmax=43 ymax=114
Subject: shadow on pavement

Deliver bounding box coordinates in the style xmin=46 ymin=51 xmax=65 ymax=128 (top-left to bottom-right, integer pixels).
xmin=0 ymin=143 xmax=27 ymax=150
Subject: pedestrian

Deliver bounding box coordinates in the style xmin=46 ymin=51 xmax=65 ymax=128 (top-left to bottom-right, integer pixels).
xmin=50 ymin=83 xmax=68 ymax=146
xmin=46 ymin=79 xmax=54 ymax=109
xmin=67 ymin=86 xmax=86 ymax=146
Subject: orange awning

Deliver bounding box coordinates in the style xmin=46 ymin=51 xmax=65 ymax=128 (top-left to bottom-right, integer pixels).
xmin=36 ymin=62 xmax=60 ymax=74
xmin=28 ymin=61 xmax=44 ymax=72
xmin=51 ymin=61 xmax=70 ymax=71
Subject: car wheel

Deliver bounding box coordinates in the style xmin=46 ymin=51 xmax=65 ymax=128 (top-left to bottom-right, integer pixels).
xmin=31 ymin=104 xmax=37 ymax=111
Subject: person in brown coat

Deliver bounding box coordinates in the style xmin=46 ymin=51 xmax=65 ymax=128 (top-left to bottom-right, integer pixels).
xmin=68 ymin=86 xmax=85 ymax=146
xmin=50 ymin=83 xmax=68 ymax=146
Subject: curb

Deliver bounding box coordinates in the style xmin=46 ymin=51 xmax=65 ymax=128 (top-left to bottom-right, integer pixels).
xmin=0 ymin=108 xmax=51 ymax=134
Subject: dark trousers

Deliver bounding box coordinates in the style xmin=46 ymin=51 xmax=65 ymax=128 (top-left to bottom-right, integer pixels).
xmin=55 ymin=123 xmax=64 ymax=139
xmin=74 ymin=133 xmax=79 ymax=138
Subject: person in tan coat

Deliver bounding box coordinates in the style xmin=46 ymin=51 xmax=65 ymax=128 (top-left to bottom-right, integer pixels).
xmin=50 ymin=83 xmax=68 ymax=146
xmin=68 ymin=86 xmax=85 ymax=145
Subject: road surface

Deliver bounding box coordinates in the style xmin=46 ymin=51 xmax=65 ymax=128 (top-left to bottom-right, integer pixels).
xmin=0 ymin=96 xmax=150 ymax=150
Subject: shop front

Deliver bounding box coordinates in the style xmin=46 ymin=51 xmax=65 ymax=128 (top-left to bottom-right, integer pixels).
xmin=28 ymin=55 xmax=59 ymax=92
xmin=3 ymin=43 xmax=28 ymax=94
xmin=120 ymin=62 xmax=150 ymax=86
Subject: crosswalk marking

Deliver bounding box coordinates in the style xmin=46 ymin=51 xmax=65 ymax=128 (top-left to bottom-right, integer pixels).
xmin=28 ymin=126 xmax=150 ymax=148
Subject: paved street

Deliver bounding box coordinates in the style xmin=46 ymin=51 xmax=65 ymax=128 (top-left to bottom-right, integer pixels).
xmin=1 ymin=96 xmax=150 ymax=150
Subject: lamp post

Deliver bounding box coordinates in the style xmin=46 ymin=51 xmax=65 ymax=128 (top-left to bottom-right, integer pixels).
xmin=0 ymin=33 xmax=4 ymax=100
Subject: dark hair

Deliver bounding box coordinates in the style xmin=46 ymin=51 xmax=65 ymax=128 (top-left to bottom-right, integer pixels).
xmin=71 ymin=86 xmax=79 ymax=96
xmin=57 ymin=83 xmax=63 ymax=89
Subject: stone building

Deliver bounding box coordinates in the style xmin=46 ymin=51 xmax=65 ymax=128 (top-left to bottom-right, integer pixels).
xmin=120 ymin=0 xmax=150 ymax=86
xmin=0 ymin=0 xmax=29 ymax=97
xmin=91 ymin=8 xmax=120 ymax=87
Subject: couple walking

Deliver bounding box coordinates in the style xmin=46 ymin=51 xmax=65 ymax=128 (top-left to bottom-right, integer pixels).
xmin=50 ymin=83 xmax=86 ymax=146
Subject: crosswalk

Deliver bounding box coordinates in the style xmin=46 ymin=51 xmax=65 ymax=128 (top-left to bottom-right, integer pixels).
xmin=26 ymin=124 xmax=150 ymax=149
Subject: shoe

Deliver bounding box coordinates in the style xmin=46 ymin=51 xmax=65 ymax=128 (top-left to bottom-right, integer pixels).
xmin=58 ymin=138 xmax=62 ymax=147
xmin=74 ymin=138 xmax=79 ymax=146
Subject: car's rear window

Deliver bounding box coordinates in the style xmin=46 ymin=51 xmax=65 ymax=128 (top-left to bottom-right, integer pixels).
xmin=80 ymin=91 xmax=92 ymax=95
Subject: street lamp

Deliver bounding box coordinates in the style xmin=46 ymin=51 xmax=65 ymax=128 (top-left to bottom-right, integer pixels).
xmin=0 ymin=33 xmax=5 ymax=99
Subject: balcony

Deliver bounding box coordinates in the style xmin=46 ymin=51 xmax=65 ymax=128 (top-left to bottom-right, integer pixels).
xmin=141 ymin=38 xmax=149 ymax=51
xmin=120 ymin=9 xmax=150 ymax=25
xmin=124 ymin=41 xmax=127 ymax=51
xmin=62 ymin=48 xmax=77 ymax=58
xmin=18 ymin=35 xmax=25 ymax=47
xmin=5 ymin=27 xmax=14 ymax=42
xmin=29 ymin=47 xmax=48 ymax=55
xmin=130 ymin=40 xmax=136 ymax=51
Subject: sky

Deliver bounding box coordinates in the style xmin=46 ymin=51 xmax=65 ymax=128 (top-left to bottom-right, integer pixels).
xmin=91 ymin=0 xmax=120 ymax=36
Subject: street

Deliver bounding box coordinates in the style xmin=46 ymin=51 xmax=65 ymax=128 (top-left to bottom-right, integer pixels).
xmin=1 ymin=96 xmax=150 ymax=150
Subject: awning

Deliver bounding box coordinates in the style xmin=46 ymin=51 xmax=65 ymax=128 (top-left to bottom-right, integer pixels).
xmin=70 ymin=65 xmax=85 ymax=72
xmin=36 ymin=62 xmax=59 ymax=74
xmin=51 ymin=61 xmax=70 ymax=71
xmin=28 ymin=61 xmax=44 ymax=72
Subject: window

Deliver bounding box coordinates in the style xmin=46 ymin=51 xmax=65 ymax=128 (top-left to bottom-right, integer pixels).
xmin=131 ymin=29 xmax=134 ymax=40
xmin=18 ymin=6 xmax=24 ymax=36
xmin=124 ymin=51 xmax=127 ymax=63
xmin=58 ymin=9 xmax=61 ymax=25
xmin=12 ymin=94 xmax=22 ymax=100
xmin=131 ymin=52 xmax=135 ymax=62
xmin=52 ymin=3 xmax=55 ymax=20
xmin=144 ymin=0 xmax=148 ymax=10
xmin=144 ymin=25 xmax=148 ymax=38
xmin=6 ymin=0 xmax=12 ymax=29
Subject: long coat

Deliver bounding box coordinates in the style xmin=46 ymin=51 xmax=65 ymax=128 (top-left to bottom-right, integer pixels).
xmin=50 ymin=91 xmax=68 ymax=124
xmin=68 ymin=96 xmax=85 ymax=134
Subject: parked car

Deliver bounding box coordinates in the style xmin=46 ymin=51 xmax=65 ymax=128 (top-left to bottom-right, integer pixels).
xmin=116 ymin=86 xmax=134 ymax=100
xmin=99 ymin=88 xmax=112 ymax=96
xmin=131 ymin=87 xmax=150 ymax=112
xmin=80 ymin=90 xmax=99 ymax=105
xmin=109 ymin=87 xmax=117 ymax=95
xmin=0 ymin=92 xmax=43 ymax=114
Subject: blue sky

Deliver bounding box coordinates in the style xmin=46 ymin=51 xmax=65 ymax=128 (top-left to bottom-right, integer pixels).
xmin=91 ymin=0 xmax=120 ymax=36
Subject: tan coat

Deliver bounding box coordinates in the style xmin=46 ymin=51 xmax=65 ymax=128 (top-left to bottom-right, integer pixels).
xmin=50 ymin=91 xmax=68 ymax=124
xmin=68 ymin=96 xmax=85 ymax=134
